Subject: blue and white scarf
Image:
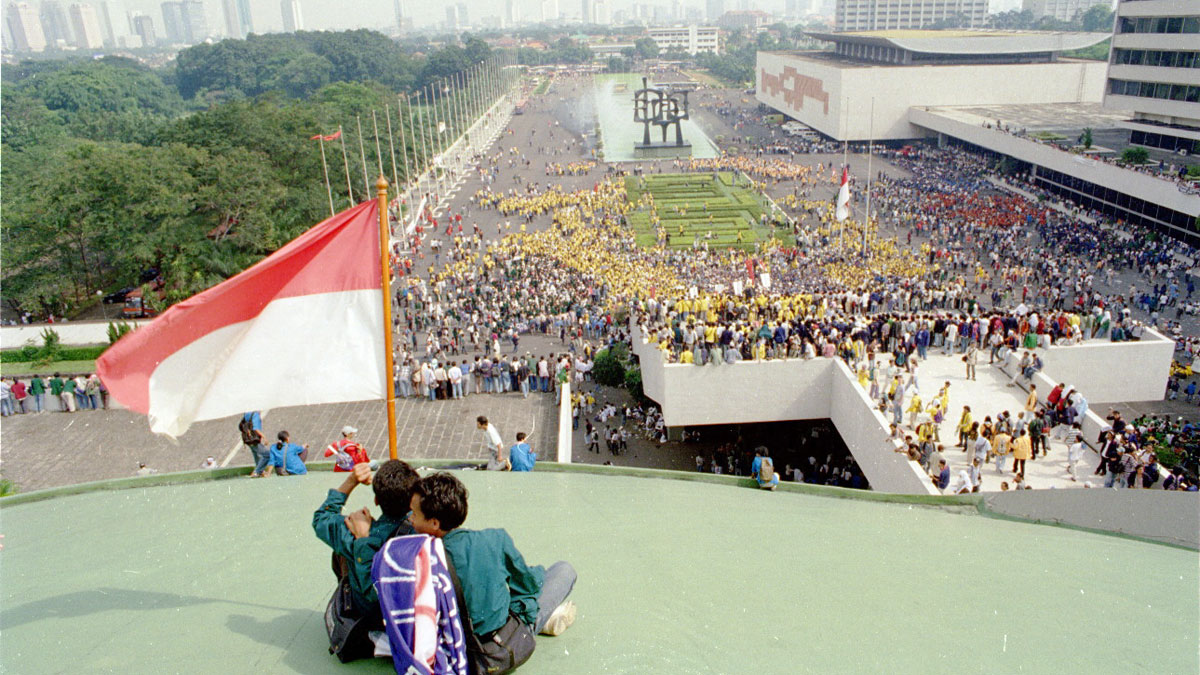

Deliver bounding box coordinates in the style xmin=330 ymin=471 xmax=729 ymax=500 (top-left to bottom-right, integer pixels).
xmin=373 ymin=535 xmax=468 ymax=675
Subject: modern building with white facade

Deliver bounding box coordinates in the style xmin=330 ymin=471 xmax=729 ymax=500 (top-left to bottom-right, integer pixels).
xmin=280 ymin=0 xmax=302 ymax=32
xmin=757 ymin=31 xmax=1110 ymax=141
xmin=1103 ymin=0 xmax=1200 ymax=153
xmin=69 ymin=2 xmax=104 ymax=48
xmin=835 ymin=0 xmax=989 ymax=32
xmin=6 ymin=1 xmax=47 ymax=51
xmin=647 ymin=25 xmax=720 ymax=55
xmin=1023 ymin=0 xmax=1111 ymax=23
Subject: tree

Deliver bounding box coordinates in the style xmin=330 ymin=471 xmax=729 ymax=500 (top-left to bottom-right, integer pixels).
xmin=634 ymin=37 xmax=659 ymax=60
xmin=1080 ymin=127 xmax=1093 ymax=150
xmin=593 ymin=345 xmax=628 ymax=387
xmin=1121 ymin=146 xmax=1149 ymax=164
xmin=1080 ymin=5 xmax=1114 ymax=32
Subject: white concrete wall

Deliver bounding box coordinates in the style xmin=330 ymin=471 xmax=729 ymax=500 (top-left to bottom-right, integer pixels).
xmin=828 ymin=359 xmax=940 ymax=495
xmin=1037 ymin=330 xmax=1176 ymax=404
xmin=996 ymin=327 xmax=1175 ymax=405
xmin=1 ymin=320 xmax=149 ymax=349
xmin=756 ymin=51 xmax=1108 ymax=141
xmin=633 ymin=324 xmax=938 ymax=494
xmin=657 ymin=358 xmax=832 ymax=427
xmin=756 ymin=51 xmax=846 ymax=140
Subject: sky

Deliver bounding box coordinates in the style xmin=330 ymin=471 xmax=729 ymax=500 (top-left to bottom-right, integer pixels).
xmin=30 ymin=0 xmax=1062 ymax=38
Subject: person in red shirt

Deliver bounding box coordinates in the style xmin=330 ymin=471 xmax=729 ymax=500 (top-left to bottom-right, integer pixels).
xmin=324 ymin=425 xmax=370 ymax=472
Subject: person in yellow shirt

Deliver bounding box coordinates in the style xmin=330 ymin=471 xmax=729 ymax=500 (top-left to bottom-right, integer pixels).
xmin=1011 ymin=428 xmax=1032 ymax=476
xmin=679 ymin=349 xmax=694 ymax=364
xmin=956 ymin=406 xmax=973 ymax=449
xmin=906 ymin=394 xmax=923 ymax=428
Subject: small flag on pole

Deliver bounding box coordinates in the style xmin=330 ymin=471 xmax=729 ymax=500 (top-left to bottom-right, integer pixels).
xmin=97 ymin=201 xmax=387 ymax=437
xmin=310 ymin=130 xmax=342 ymax=141
xmin=835 ymin=168 xmax=850 ymax=222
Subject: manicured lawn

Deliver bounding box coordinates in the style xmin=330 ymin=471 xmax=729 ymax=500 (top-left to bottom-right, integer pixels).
xmin=0 ymin=360 xmax=97 ymax=377
xmin=624 ymin=172 xmax=792 ymax=250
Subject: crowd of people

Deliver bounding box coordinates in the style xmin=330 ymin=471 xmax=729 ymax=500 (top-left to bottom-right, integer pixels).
xmin=0 ymin=373 xmax=105 ymax=415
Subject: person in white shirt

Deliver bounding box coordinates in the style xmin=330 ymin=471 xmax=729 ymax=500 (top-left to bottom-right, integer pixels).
xmin=477 ymin=415 xmax=509 ymax=471
xmin=448 ymin=363 xmax=463 ymax=399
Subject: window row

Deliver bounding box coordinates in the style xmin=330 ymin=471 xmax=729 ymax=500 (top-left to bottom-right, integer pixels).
xmin=1036 ymin=168 xmax=1197 ymax=233
xmin=1112 ymin=48 xmax=1200 ymax=69
xmin=1108 ymin=79 xmax=1200 ymax=103
xmin=1117 ymin=16 xmax=1200 ymax=34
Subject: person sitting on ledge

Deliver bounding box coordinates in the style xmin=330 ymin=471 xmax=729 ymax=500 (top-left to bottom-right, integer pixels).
xmin=313 ymin=459 xmax=420 ymax=658
xmin=409 ymin=472 xmax=578 ymax=660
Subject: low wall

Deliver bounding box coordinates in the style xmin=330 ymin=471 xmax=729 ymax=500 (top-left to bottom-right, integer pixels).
xmin=1034 ymin=327 xmax=1175 ymax=404
xmin=557 ymin=380 xmax=572 ymax=463
xmin=982 ymin=488 xmax=1200 ymax=550
xmin=828 ymin=359 xmax=940 ymax=495
xmin=1 ymin=320 xmax=148 ymax=348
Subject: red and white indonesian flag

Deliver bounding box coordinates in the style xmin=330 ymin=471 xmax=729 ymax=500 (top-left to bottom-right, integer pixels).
xmin=97 ymin=201 xmax=387 ymax=437
xmin=835 ymin=167 xmax=850 ymax=222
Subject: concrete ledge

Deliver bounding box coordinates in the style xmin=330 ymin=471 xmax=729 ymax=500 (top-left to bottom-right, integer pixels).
xmin=8 ymin=460 xmax=1192 ymax=549
xmin=980 ymin=488 xmax=1200 ymax=551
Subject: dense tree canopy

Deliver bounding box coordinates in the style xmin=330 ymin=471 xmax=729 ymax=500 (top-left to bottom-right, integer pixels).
xmin=1 ymin=31 xmax=496 ymax=318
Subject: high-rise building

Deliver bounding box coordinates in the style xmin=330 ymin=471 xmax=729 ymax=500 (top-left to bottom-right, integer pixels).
xmin=580 ymin=0 xmax=593 ymax=23
xmin=97 ymin=0 xmax=124 ymax=45
xmin=393 ymin=0 xmax=403 ymax=31
xmin=69 ymin=2 xmax=103 ymax=47
xmin=835 ymin=0 xmax=989 ymax=31
xmin=445 ymin=3 xmax=459 ymax=30
xmin=160 ymin=1 xmax=184 ymax=42
xmin=1022 ymin=0 xmax=1109 ymax=23
xmin=221 ymin=0 xmax=251 ymax=37
xmin=504 ymin=0 xmax=517 ymax=26
xmin=1104 ymin=1 xmax=1200 ymax=153
xmin=6 ymin=1 xmax=47 ymax=51
xmin=594 ymin=0 xmax=610 ymax=24
xmin=130 ymin=11 xmax=155 ymax=45
xmin=706 ymin=0 xmax=723 ymax=22
xmin=541 ymin=0 xmax=559 ymax=22
xmin=40 ymin=0 xmax=75 ymax=46
xmin=181 ymin=0 xmax=206 ymax=41
xmin=280 ymin=0 xmax=302 ymax=32
xmin=457 ymin=2 xmax=468 ymax=26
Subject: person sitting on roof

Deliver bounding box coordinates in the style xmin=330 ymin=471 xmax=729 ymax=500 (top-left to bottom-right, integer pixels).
xmin=312 ymin=459 xmax=420 ymax=661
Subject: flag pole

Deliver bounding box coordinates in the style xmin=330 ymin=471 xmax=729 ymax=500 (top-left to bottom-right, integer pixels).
xmin=339 ymin=125 xmax=354 ymax=205
xmin=318 ymin=136 xmax=335 ymax=217
xmin=376 ymin=175 xmax=398 ymax=461
xmin=372 ymin=110 xmax=385 ymax=177
xmin=385 ymin=105 xmax=400 ymax=204
xmin=864 ymin=96 xmax=874 ymax=260
xmin=357 ymin=115 xmax=370 ymax=196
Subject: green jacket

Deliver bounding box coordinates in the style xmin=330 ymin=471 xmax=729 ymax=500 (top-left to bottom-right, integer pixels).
xmin=443 ymin=528 xmax=544 ymax=636
xmin=312 ymin=489 xmax=411 ymax=613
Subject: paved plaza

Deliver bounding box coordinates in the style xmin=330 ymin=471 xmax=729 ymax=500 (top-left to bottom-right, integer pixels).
xmin=3 ymin=72 xmax=1197 ymax=495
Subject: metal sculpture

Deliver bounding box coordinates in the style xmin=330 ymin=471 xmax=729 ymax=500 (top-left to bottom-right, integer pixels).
xmin=633 ymin=77 xmax=692 ymax=150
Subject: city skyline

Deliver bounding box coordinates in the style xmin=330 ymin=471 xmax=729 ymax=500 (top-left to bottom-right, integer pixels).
xmin=3 ymin=0 xmax=1100 ymax=53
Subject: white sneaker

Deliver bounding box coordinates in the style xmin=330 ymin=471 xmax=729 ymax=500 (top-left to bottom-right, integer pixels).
xmin=541 ymin=600 xmax=577 ymax=636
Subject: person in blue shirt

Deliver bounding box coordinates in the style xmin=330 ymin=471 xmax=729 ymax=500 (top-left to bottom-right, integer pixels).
xmin=268 ymin=430 xmax=309 ymax=475
xmin=750 ymin=446 xmax=779 ymax=490
xmin=509 ymin=433 xmax=536 ymax=472
xmin=241 ymin=411 xmax=268 ymax=477
xmin=410 ymin=472 xmax=578 ymax=645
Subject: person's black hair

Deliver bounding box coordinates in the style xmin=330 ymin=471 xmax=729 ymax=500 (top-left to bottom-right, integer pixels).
xmin=373 ymin=459 xmax=420 ymax=519
xmin=277 ymin=430 xmax=289 ymax=442
xmin=476 ymin=415 xmax=488 ymax=426
xmin=415 ymin=472 xmax=468 ymax=531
